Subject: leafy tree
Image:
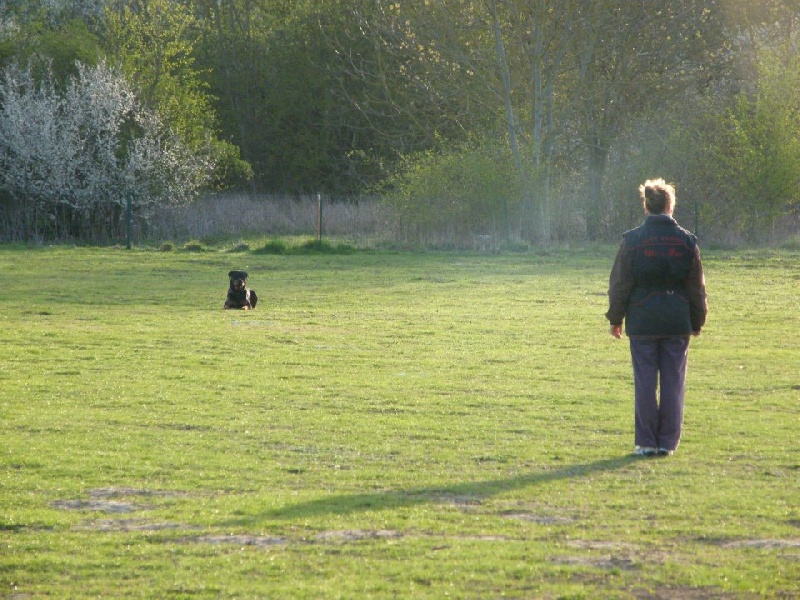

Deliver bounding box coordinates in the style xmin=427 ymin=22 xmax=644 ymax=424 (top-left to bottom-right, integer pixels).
xmin=0 ymin=6 xmax=103 ymax=81
xmin=193 ymin=0 xmax=273 ymax=191
xmin=194 ymin=0 xmax=483 ymax=195
xmin=104 ymin=0 xmax=251 ymax=189
xmin=317 ymin=0 xmax=532 ymax=240
xmin=569 ymin=0 xmax=729 ymax=239
xmin=36 ymin=19 xmax=101 ymax=78
xmin=312 ymin=1 xmax=499 ymax=191
xmin=494 ymin=0 xmax=578 ymax=242
xmin=196 ymin=0 xmax=366 ymax=194
xmin=384 ymin=139 xmax=523 ymax=248
xmin=713 ymin=45 xmax=800 ymax=241
xmin=601 ymin=0 xmax=800 ymax=243
xmin=0 ymin=14 xmax=19 ymax=69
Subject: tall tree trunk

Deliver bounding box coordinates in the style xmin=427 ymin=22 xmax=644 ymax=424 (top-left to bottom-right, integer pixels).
xmin=488 ymin=0 xmax=515 ymax=244
xmin=527 ymin=0 xmax=572 ymax=243
xmin=586 ymin=133 xmax=609 ymax=240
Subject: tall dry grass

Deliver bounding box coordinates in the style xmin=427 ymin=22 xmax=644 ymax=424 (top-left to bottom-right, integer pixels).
xmin=5 ymin=191 xmax=796 ymax=248
xmin=148 ymin=193 xmax=398 ymax=246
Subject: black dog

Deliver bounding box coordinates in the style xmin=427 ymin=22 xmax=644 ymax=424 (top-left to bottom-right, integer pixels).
xmin=224 ymin=270 xmax=258 ymax=310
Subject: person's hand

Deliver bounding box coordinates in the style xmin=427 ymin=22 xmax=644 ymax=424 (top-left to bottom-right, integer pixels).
xmin=692 ymin=330 xmax=701 ymax=337
xmin=610 ymin=324 xmax=622 ymax=339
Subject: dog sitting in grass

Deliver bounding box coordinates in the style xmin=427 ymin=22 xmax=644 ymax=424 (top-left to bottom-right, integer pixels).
xmin=224 ymin=270 xmax=258 ymax=310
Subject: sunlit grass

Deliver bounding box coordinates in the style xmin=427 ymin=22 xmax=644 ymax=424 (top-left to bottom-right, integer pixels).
xmin=1 ymin=245 xmax=798 ymax=598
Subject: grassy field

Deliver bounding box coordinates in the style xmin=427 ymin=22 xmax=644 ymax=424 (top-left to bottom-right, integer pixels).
xmin=1 ymin=243 xmax=798 ymax=599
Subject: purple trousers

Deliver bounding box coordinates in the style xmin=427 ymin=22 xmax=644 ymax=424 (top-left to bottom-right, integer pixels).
xmin=629 ymin=336 xmax=690 ymax=452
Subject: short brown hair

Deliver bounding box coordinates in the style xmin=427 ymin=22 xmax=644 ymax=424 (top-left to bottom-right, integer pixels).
xmin=639 ymin=178 xmax=675 ymax=215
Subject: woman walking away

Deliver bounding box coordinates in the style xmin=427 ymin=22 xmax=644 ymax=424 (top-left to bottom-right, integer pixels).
xmin=606 ymin=179 xmax=708 ymax=457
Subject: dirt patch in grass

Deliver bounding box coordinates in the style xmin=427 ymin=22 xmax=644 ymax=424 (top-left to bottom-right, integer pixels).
xmin=629 ymin=587 xmax=759 ymax=599
xmin=721 ymin=538 xmax=800 ymax=549
xmin=52 ymin=487 xmax=188 ymax=514
xmin=178 ymin=530 xmax=403 ymax=547
xmin=431 ymin=493 xmax=483 ymax=508
xmin=88 ymin=487 xmax=187 ymax=499
xmin=701 ymin=535 xmax=800 ymax=553
xmin=180 ymin=529 xmax=523 ymax=546
xmin=565 ymin=539 xmax=639 ymax=551
xmin=549 ymin=554 xmax=639 ymax=570
xmin=547 ymin=539 xmax=665 ymax=573
xmin=75 ymin=519 xmax=200 ymax=532
xmin=455 ymin=534 xmax=516 ymax=541
xmin=313 ymin=529 xmax=404 ymax=542
xmin=500 ymin=510 xmax=571 ymax=525
xmin=181 ymin=534 xmax=286 ymax=546
xmin=52 ymin=500 xmax=142 ymax=514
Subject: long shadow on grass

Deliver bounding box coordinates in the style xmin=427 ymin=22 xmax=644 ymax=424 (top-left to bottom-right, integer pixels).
xmin=236 ymin=456 xmax=638 ymax=523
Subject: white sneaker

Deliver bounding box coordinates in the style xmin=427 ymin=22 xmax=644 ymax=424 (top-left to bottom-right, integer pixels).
xmin=634 ymin=446 xmax=658 ymax=456
xmin=658 ymin=448 xmax=674 ymax=456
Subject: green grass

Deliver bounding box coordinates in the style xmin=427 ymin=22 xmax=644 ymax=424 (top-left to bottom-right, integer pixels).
xmin=1 ymin=244 xmax=798 ymax=598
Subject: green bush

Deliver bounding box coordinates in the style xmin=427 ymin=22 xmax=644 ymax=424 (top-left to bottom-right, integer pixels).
xmin=383 ymin=139 xmax=523 ymax=247
xmin=293 ymin=239 xmax=355 ymax=254
xmin=254 ymin=240 xmax=288 ymax=255
xmin=182 ymin=240 xmax=205 ymax=252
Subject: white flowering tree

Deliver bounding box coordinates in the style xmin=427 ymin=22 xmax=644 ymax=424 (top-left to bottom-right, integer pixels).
xmin=0 ymin=60 xmax=213 ymax=241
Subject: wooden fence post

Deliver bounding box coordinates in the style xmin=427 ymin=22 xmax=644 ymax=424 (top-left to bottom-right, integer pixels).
xmin=316 ymin=193 xmax=323 ymax=242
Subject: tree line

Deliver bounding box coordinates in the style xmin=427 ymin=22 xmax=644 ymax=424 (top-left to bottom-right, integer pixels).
xmin=1 ymin=0 xmax=798 ymax=244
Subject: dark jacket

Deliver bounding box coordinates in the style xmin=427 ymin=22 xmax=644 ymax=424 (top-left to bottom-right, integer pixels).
xmin=606 ymin=214 xmax=707 ymax=336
